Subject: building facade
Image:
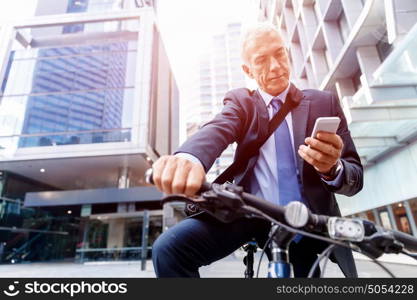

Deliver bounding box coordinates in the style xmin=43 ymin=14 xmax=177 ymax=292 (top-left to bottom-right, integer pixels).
xmin=0 ymin=0 xmax=179 ymax=264
xmin=259 ymin=0 xmax=417 ymax=236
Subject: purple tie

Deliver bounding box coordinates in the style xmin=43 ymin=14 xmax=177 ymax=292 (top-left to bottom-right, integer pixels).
xmin=271 ymin=97 xmax=304 ymax=242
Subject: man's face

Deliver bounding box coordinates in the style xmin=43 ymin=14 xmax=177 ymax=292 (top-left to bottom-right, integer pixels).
xmin=242 ymin=31 xmax=290 ymax=96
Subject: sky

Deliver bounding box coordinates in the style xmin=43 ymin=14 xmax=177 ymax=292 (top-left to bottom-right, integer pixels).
xmin=156 ymin=0 xmax=258 ymax=141
xmin=157 ymin=0 xmax=256 ymax=88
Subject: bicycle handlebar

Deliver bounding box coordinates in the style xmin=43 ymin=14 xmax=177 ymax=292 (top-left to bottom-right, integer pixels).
xmin=145 ymin=168 xmax=324 ymax=229
xmin=145 ymin=168 xmax=417 ymax=254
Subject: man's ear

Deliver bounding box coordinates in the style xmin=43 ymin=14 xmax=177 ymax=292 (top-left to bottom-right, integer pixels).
xmin=242 ymin=64 xmax=253 ymax=79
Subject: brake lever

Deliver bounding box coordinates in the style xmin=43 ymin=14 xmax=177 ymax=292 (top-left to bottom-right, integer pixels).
xmin=159 ymin=186 xmax=247 ymax=223
xmin=202 ymin=183 xmax=245 ymax=210
xmin=356 ymin=231 xmax=405 ymax=259
xmin=193 ymin=183 xmax=247 ymax=223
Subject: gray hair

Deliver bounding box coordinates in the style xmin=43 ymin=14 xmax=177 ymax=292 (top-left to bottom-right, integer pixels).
xmin=240 ymin=22 xmax=283 ymax=64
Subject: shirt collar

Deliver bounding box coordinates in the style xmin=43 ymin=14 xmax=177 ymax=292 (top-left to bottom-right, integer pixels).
xmin=258 ymin=83 xmax=291 ymax=107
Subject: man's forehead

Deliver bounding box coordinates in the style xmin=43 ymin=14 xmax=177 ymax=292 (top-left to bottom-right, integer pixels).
xmin=246 ymin=35 xmax=285 ymax=56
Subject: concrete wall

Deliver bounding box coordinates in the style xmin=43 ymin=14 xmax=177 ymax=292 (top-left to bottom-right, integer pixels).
xmin=35 ymin=0 xmax=68 ymax=16
xmin=394 ymin=0 xmax=417 ymax=40
xmin=32 ymin=0 xmax=69 ymax=37
xmin=106 ymin=219 xmax=126 ymax=248
xmin=151 ymin=28 xmax=179 ymax=156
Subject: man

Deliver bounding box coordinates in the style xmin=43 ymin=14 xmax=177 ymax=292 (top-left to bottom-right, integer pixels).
xmin=151 ymin=24 xmax=363 ymax=277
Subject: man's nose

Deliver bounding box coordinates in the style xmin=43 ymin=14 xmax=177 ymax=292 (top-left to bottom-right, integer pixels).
xmin=270 ymin=56 xmax=281 ymax=71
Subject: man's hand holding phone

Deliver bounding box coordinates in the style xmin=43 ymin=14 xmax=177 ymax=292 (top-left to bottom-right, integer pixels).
xmin=297 ymin=117 xmax=343 ymax=177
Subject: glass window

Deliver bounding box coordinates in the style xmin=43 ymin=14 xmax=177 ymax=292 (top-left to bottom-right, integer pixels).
xmin=391 ymin=202 xmax=412 ymax=234
xmin=352 ymin=69 xmax=362 ymax=92
xmin=0 ymin=172 xmax=81 ymax=264
xmin=148 ymin=215 xmax=162 ymax=247
xmin=378 ymin=209 xmax=392 ymax=229
xmin=324 ymin=46 xmax=332 ymax=69
xmin=365 ymin=210 xmax=376 ymax=223
xmin=376 ymin=31 xmax=393 ymax=63
xmin=86 ymin=219 xmax=109 ymax=248
xmin=0 ymin=23 xmax=138 ymax=149
xmin=337 ymin=10 xmax=349 ymax=43
xmin=373 ymin=25 xmax=417 ymax=86
xmin=35 ymin=0 xmax=128 ymax=16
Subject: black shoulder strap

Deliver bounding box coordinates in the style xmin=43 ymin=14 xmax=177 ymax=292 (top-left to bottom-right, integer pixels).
xmin=214 ymin=83 xmax=303 ymax=184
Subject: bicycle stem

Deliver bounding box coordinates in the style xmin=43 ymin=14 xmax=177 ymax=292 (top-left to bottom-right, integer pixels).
xmin=268 ymin=225 xmax=295 ymax=278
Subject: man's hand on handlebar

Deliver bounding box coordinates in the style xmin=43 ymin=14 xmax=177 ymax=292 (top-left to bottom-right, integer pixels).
xmin=152 ymin=155 xmax=206 ymax=196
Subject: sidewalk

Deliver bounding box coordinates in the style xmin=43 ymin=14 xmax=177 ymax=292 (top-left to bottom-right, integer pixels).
xmin=0 ymin=253 xmax=415 ymax=278
xmin=353 ymin=252 xmax=417 ymax=266
xmin=0 ymin=260 xmax=156 ymax=278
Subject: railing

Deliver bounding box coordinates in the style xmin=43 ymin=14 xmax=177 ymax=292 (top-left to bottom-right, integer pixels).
xmin=75 ymin=246 xmax=152 ymax=263
xmin=372 ymin=23 xmax=417 ymax=87
xmin=0 ymin=197 xmax=71 ymax=264
xmin=5 ymin=227 xmax=50 ymax=262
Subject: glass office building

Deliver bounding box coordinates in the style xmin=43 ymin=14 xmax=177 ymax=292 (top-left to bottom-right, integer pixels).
xmin=0 ymin=0 xmax=179 ymax=264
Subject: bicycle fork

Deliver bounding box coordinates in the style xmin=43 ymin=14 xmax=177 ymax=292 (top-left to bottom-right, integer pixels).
xmin=267 ymin=224 xmax=296 ymax=278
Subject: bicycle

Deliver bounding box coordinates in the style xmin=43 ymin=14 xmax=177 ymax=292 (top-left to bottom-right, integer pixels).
xmin=145 ymin=169 xmax=417 ymax=278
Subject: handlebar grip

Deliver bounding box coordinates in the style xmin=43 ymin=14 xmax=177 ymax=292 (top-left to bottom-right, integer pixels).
xmin=145 ymin=168 xmax=211 ymax=195
xmin=391 ymin=229 xmax=417 ymax=252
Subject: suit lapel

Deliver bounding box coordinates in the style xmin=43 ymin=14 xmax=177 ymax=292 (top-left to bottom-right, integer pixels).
xmin=232 ymin=90 xmax=269 ymax=188
xmin=253 ymin=87 xmax=310 ymax=174
xmin=253 ymin=90 xmax=270 ymax=139
xmin=291 ymin=93 xmax=310 ymax=177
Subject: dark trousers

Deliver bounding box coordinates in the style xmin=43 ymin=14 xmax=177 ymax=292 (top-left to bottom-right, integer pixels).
xmin=152 ymin=213 xmax=326 ymax=278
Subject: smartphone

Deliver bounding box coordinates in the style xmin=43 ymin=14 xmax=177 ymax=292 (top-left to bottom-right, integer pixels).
xmin=311 ymin=117 xmax=341 ymax=139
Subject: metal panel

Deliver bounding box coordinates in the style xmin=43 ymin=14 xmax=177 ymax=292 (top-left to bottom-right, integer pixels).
xmin=337 ymin=139 xmax=417 ymax=215
xmin=141 ymin=209 xmax=149 ymax=270
xmin=13 ymin=9 xmax=149 ymax=29
xmin=386 ymin=204 xmax=398 ymax=231
xmin=404 ymin=200 xmax=417 ymax=237
xmin=24 ymin=186 xmax=162 ymax=207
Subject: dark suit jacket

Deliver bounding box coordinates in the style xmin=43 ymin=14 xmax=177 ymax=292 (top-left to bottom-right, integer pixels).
xmin=176 ymin=87 xmax=364 ymax=277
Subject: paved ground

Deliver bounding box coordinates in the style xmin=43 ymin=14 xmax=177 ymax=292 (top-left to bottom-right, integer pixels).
xmin=0 ymin=252 xmax=416 ymax=278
